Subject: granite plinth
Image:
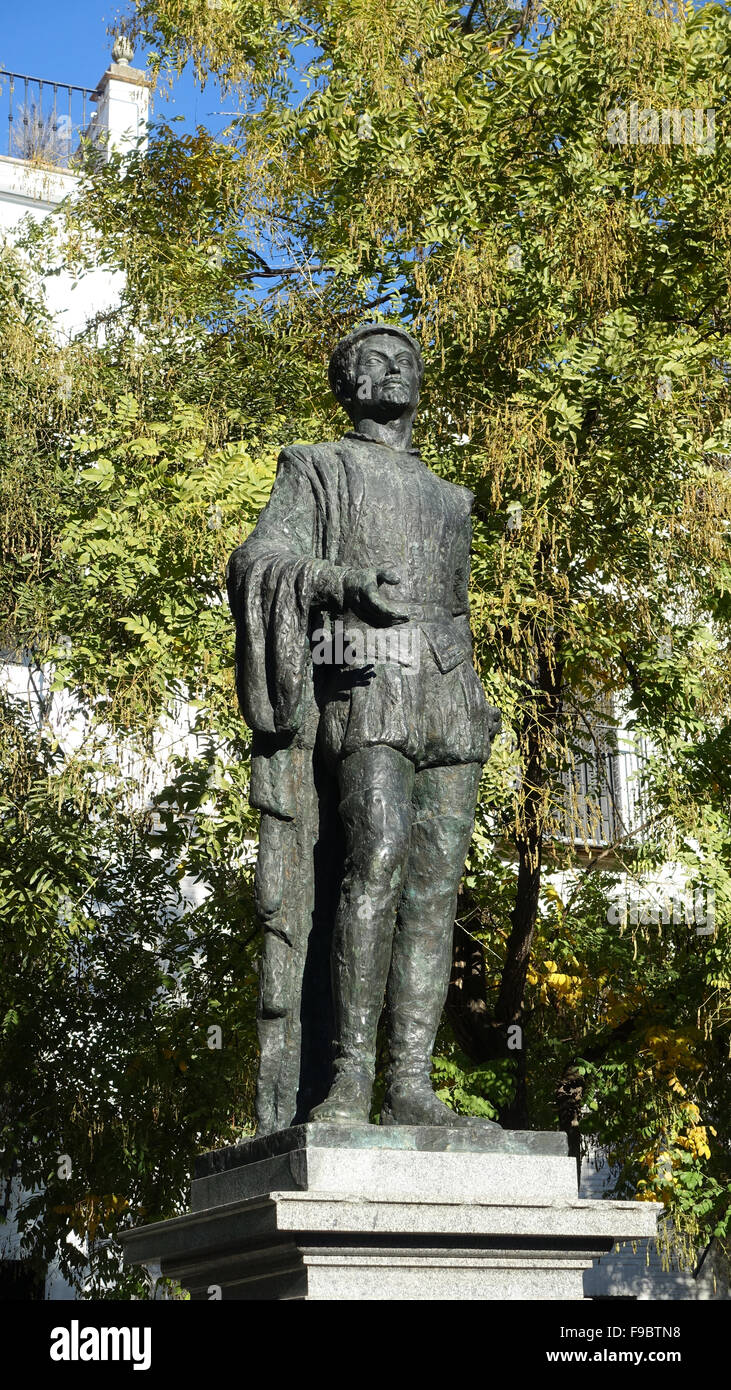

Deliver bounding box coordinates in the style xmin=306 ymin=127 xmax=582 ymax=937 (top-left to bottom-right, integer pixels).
xmin=121 ymin=1125 xmax=661 ymax=1301
xmin=194 ymin=1122 xmax=568 ymax=1176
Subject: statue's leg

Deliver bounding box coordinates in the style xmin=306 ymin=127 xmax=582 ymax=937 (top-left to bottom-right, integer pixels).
xmin=381 ymin=761 xmax=500 ymax=1128
xmin=308 ymin=744 xmax=414 ymax=1124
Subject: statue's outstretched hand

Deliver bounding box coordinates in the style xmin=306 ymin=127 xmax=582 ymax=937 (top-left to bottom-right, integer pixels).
xmin=343 ymin=568 xmax=409 ymax=626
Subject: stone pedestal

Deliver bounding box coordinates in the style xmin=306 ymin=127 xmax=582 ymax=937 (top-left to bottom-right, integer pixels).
xmin=121 ymin=1125 xmax=660 ymax=1300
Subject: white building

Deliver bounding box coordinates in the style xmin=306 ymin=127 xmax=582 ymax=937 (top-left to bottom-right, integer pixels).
xmin=0 ymin=34 xmax=151 ymax=337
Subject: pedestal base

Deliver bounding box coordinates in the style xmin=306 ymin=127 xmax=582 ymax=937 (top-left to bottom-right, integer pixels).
xmin=121 ymin=1125 xmax=660 ymax=1300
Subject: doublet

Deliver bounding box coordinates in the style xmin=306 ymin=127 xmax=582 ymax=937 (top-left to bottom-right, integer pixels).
xmin=310 ymin=437 xmax=494 ymax=769
xmin=228 ymin=434 xmax=498 ymax=791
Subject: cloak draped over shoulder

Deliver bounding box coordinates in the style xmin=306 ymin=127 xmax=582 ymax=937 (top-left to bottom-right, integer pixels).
xmin=226 ymin=445 xmax=349 ymax=819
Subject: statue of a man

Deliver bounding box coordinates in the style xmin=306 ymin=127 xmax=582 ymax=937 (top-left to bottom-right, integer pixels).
xmin=227 ymin=324 xmax=501 ymax=1134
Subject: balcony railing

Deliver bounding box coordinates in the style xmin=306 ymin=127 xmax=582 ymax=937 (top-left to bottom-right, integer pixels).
xmin=0 ymin=69 xmax=99 ymax=170
xmin=556 ymin=724 xmax=652 ymax=850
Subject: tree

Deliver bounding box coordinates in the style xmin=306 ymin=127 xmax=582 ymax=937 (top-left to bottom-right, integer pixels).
xmin=2 ymin=0 xmax=731 ymax=1290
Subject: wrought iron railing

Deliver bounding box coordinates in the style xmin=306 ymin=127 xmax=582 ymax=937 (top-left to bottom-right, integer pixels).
xmin=0 ymin=69 xmax=99 ymax=169
xmin=556 ymin=725 xmax=652 ymax=849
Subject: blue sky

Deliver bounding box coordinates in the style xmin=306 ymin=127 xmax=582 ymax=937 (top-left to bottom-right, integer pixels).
xmin=0 ymin=0 xmax=224 ymax=134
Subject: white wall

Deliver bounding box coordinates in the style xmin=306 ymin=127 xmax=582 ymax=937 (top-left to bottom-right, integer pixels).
xmin=0 ymin=54 xmax=150 ymax=340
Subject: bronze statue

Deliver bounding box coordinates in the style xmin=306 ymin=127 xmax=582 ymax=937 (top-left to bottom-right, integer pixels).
xmin=227 ymin=324 xmax=501 ymax=1134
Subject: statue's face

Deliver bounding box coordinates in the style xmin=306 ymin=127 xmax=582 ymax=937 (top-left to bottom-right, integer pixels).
xmin=351 ymin=333 xmax=421 ymax=419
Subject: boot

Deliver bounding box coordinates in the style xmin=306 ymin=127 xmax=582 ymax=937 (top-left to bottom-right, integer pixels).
xmin=308 ymin=1064 xmax=373 ymax=1124
xmin=381 ymin=865 xmax=501 ymax=1130
xmin=381 ymin=1064 xmax=500 ymax=1129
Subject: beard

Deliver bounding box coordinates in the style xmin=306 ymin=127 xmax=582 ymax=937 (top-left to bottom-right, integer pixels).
xmin=374 ymin=379 xmax=413 ymax=408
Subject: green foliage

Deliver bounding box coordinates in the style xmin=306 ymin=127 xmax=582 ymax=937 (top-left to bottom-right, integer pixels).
xmin=0 ymin=685 xmax=260 ymax=1292
xmin=432 ymin=1051 xmax=516 ymax=1121
xmin=2 ymin=0 xmax=731 ymax=1291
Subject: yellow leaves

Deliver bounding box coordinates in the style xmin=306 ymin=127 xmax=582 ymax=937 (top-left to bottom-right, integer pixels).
xmin=599 ymin=979 xmax=648 ymax=1029
xmin=546 ymin=971 xmax=580 ymax=993
xmin=530 ymin=955 xmax=588 ymax=1008
xmin=106 ymin=1193 xmax=129 ymax=1212
xmin=676 ymin=1126 xmax=711 ymax=1161
xmin=55 ymin=1193 xmax=130 ymax=1244
xmin=634 ymin=1097 xmax=714 ymax=1212
xmin=640 ymin=1024 xmax=702 ymax=1073
xmin=601 ymin=989 xmax=629 ymax=1028
xmin=545 ymin=979 xmax=567 ymax=997
xmin=635 ymin=1173 xmax=676 ymax=1207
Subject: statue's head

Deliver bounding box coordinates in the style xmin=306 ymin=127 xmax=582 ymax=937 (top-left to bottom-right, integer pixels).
xmin=329 ymin=323 xmax=423 ymax=426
